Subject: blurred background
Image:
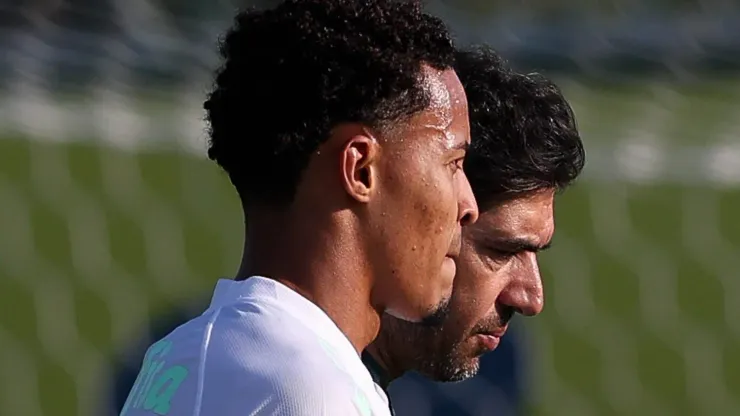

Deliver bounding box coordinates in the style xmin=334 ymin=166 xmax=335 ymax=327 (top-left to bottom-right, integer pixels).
xmin=1 ymin=0 xmax=739 ymax=415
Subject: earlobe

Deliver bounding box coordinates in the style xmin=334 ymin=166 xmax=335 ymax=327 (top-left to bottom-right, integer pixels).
xmin=340 ymin=135 xmax=379 ymax=203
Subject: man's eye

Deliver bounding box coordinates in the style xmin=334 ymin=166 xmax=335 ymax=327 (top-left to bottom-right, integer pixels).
xmin=491 ymin=248 xmax=517 ymax=260
xmin=448 ymin=158 xmax=463 ymax=172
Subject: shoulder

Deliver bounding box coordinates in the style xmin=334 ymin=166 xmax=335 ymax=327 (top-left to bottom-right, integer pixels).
xmin=203 ymin=300 xmax=336 ymax=370
xmin=199 ymin=308 xmax=378 ymax=415
xmin=199 ymin=356 xmax=374 ymax=415
xmin=205 ymin=323 xmax=354 ymax=391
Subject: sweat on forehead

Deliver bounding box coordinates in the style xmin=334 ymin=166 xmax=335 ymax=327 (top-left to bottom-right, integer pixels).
xmin=368 ymin=66 xmax=468 ymax=147
xmin=379 ymin=66 xmax=467 ymax=146
xmin=420 ymin=66 xmax=468 ymax=119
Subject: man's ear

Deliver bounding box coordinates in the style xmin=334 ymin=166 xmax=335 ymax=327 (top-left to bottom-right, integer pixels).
xmin=340 ymin=134 xmax=380 ymax=203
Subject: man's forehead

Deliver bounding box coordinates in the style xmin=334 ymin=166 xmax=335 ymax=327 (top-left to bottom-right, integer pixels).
xmin=413 ymin=67 xmax=469 ymax=147
xmin=420 ymin=66 xmax=452 ymax=114
xmin=408 ymin=67 xmax=454 ymax=137
xmin=378 ymin=66 xmax=468 ymax=152
xmin=467 ymin=192 xmax=556 ymax=246
xmin=423 ymin=66 xmax=466 ymax=104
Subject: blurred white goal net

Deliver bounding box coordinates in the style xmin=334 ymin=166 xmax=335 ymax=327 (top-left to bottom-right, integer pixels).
xmin=1 ymin=1 xmax=739 ymax=416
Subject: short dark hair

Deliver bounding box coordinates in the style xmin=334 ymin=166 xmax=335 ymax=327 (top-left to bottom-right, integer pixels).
xmin=204 ymin=0 xmax=456 ymax=206
xmin=455 ymin=47 xmax=586 ymax=210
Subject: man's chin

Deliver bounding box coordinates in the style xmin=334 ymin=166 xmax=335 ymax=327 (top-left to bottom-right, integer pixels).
xmin=385 ymin=296 xmax=451 ymax=327
xmin=421 ymin=355 xmax=481 ymax=383
xmin=418 ymin=297 xmax=451 ymax=327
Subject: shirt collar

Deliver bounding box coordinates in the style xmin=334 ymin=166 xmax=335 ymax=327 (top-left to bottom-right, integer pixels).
xmin=210 ymin=277 xmax=352 ymax=349
xmin=361 ymin=350 xmax=397 ymax=415
xmin=361 ymin=350 xmax=392 ymax=391
xmin=210 ymin=277 xmax=379 ymax=391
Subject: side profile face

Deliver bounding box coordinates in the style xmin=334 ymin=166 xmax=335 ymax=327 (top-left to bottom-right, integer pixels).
xmin=369 ymin=66 xmax=479 ymax=324
xmin=426 ymin=190 xmax=552 ymax=380
xmin=377 ymin=189 xmax=553 ymax=380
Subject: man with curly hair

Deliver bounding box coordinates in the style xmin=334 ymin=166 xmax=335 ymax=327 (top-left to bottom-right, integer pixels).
xmin=119 ymin=1 xmax=477 ymax=415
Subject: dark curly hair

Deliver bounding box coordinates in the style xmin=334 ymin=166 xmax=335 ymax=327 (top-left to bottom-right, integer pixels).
xmin=456 ymin=46 xmax=586 ymax=210
xmin=204 ymin=0 xmax=456 ymax=206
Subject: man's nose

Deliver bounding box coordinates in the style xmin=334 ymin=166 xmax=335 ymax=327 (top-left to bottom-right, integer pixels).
xmin=498 ymin=255 xmax=544 ymax=317
xmin=457 ymin=171 xmax=479 ymax=227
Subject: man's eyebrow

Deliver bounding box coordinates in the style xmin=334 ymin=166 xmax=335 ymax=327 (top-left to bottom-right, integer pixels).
xmin=484 ymin=236 xmax=552 ymax=253
xmin=450 ymin=141 xmax=470 ymax=152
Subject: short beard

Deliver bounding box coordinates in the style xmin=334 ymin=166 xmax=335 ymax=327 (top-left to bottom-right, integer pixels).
xmin=378 ymin=309 xmax=480 ymax=383
xmin=415 ymin=336 xmax=483 ymax=382
xmin=420 ymin=309 xmax=514 ymax=382
xmin=418 ymin=296 xmax=451 ymax=327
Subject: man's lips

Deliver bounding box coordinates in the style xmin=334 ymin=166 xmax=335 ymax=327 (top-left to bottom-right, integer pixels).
xmin=473 ymin=326 xmax=508 ymax=352
xmin=475 ymin=333 xmax=500 ymax=351
xmin=481 ymin=326 xmax=508 ymax=338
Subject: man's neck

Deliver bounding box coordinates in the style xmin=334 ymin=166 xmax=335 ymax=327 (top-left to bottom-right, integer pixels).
xmin=238 ymin=212 xmax=380 ymax=353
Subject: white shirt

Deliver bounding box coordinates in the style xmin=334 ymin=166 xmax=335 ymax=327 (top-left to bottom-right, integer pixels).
xmin=120 ymin=276 xmax=391 ymax=416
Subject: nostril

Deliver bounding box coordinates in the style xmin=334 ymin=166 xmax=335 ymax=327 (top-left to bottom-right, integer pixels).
xmin=460 ymin=209 xmax=477 ymax=226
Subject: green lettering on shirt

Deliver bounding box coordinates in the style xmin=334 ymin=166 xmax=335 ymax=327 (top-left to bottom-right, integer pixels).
xmin=120 ymin=339 xmax=190 ymax=416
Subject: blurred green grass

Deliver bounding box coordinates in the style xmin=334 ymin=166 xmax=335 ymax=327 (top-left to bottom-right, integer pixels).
xmin=1 ymin=81 xmax=739 ymax=415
